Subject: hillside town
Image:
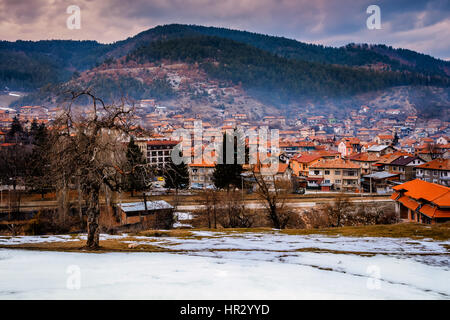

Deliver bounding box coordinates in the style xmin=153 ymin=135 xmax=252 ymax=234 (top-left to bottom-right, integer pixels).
xmin=1 ymin=97 xmax=449 ymax=226
xmin=2 ymin=98 xmax=448 ymax=188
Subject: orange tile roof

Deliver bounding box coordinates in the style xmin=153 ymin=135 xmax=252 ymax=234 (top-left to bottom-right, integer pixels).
xmin=377 ymin=134 xmax=394 ymax=140
xmin=348 ymin=152 xmax=379 ymax=162
xmin=291 ymin=154 xmax=322 ymax=163
xmin=309 ymin=158 xmax=360 ymax=169
xmin=390 ymin=191 xmax=400 ymax=200
xmin=189 ymin=162 xmax=215 ymax=168
xmin=147 ymin=140 xmax=179 ymax=146
xmin=253 ymin=162 xmax=290 ymax=174
xmin=416 ymin=159 xmax=449 ymax=171
xmin=0 ymin=143 xmax=15 ymax=147
xmin=398 ymin=196 xmax=420 ymax=211
xmin=419 ymin=205 xmax=450 ymax=218
xmin=393 ymin=179 xmax=450 ymax=207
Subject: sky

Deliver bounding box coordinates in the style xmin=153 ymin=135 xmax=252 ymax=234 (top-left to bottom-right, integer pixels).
xmin=0 ymin=0 xmax=449 ymax=60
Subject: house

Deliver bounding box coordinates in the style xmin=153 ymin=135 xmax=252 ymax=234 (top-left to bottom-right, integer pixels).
xmin=374 ymin=134 xmax=394 ymax=145
xmin=415 ymin=159 xmax=450 ymax=187
xmin=338 ymin=137 xmax=361 ymax=157
xmin=291 ymin=154 xmax=323 ymax=177
xmin=366 ymin=144 xmax=396 ymax=157
xmin=251 ymin=162 xmax=293 ymax=190
xmin=361 ymin=171 xmax=400 ymax=194
xmin=384 ymin=156 xmax=426 ymax=182
xmin=436 ymin=136 xmax=449 ymax=145
xmin=391 ymin=180 xmax=450 ymax=224
xmin=308 ymin=159 xmax=361 ymax=191
xmin=290 ymin=151 xmax=340 ymax=177
xmin=116 ymin=200 xmax=174 ymax=226
xmin=347 ymin=152 xmax=379 ymax=175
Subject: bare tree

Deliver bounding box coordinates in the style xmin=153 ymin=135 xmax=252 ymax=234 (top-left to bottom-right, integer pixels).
xmin=251 ymin=165 xmax=293 ymax=229
xmin=322 ymin=194 xmax=353 ymax=227
xmin=217 ymin=190 xmax=254 ymax=228
xmin=49 ymin=91 xmax=135 ymax=249
xmin=201 ymin=189 xmax=219 ymax=228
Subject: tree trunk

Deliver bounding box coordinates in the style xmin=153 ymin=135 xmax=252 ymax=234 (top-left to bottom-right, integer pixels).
xmin=77 ymin=180 xmax=83 ymax=221
xmin=86 ymin=187 xmax=100 ymax=249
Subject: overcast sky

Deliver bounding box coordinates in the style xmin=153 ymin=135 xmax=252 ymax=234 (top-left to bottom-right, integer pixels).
xmin=0 ymin=0 xmax=449 ymax=60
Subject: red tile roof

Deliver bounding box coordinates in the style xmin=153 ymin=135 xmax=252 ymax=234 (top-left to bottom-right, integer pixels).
xmin=416 ymin=159 xmax=449 ymax=171
xmin=147 ymin=140 xmax=179 ymax=146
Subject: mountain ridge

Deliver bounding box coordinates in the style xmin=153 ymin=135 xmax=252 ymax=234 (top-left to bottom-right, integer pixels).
xmin=2 ymin=24 xmax=449 ymax=120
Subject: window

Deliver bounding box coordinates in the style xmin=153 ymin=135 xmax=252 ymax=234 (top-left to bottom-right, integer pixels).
xmin=314 ymin=170 xmax=320 ymax=175
xmin=335 ymin=180 xmax=341 ymax=184
xmin=335 ymin=170 xmax=341 ymax=175
xmin=324 ymin=170 xmax=330 ymax=175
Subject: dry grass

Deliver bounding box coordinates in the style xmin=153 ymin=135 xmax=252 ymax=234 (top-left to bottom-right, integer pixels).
xmin=0 ymin=238 xmax=178 ymax=253
xmin=281 ymin=222 xmax=450 ymax=240
xmin=134 ymin=229 xmax=194 ymax=238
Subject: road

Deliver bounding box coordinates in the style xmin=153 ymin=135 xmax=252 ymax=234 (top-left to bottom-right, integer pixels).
xmin=0 ymin=194 xmax=392 ymax=213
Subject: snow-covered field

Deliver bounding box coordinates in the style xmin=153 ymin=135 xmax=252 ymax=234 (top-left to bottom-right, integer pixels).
xmin=0 ymin=231 xmax=449 ymax=299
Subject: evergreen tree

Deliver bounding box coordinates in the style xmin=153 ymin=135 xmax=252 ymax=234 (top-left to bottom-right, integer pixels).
xmin=125 ymin=137 xmax=149 ymax=196
xmin=7 ymin=116 xmax=24 ymax=143
xmin=27 ymin=122 xmax=51 ymax=197
xmin=163 ymin=147 xmax=189 ymax=190
xmin=212 ymin=130 xmax=244 ymax=190
xmin=393 ymin=131 xmax=399 ymax=146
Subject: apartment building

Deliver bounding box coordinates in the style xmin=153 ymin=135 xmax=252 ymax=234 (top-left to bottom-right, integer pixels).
xmin=415 ymin=158 xmax=450 ymax=187
xmin=146 ymin=140 xmax=179 ymax=169
xmin=308 ymin=159 xmax=361 ymax=191
xmin=188 ymin=162 xmax=215 ymax=189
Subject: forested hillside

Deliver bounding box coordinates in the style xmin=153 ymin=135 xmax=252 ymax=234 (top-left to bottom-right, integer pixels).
xmin=111 ymin=24 xmax=450 ymax=77
xmin=0 ymin=40 xmax=108 ymax=90
xmin=128 ymin=35 xmax=448 ymax=103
